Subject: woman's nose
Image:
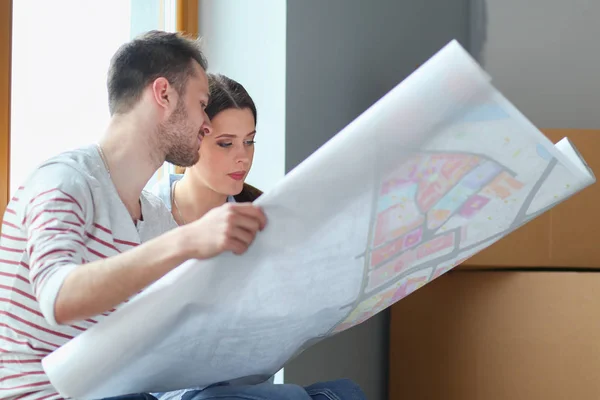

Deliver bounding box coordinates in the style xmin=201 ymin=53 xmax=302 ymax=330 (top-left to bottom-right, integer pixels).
xmin=236 ymin=149 xmax=251 ymax=164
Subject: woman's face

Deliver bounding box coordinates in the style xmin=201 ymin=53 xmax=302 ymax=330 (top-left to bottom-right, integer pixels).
xmin=191 ymin=107 xmax=256 ymax=196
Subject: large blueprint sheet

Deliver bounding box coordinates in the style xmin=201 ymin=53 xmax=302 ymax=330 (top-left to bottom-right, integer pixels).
xmin=42 ymin=40 xmax=595 ymax=399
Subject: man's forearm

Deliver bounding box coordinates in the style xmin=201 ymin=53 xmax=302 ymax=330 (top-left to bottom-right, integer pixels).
xmin=53 ymin=227 xmax=193 ymax=325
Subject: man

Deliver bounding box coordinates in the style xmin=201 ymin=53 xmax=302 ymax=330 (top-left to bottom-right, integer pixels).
xmin=0 ymin=30 xmax=366 ymax=400
xmin=0 ymin=30 xmax=267 ymax=400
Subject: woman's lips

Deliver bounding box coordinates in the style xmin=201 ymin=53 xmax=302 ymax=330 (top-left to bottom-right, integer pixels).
xmin=228 ymin=171 xmax=246 ymax=181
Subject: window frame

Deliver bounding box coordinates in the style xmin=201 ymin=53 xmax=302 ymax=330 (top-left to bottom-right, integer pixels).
xmin=176 ymin=0 xmax=198 ymax=36
xmin=0 ymin=0 xmax=12 ymax=216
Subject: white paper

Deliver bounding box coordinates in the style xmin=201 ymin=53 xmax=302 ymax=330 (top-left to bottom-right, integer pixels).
xmin=42 ymin=40 xmax=596 ymax=399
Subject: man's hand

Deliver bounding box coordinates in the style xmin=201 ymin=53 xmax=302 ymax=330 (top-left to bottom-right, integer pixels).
xmin=182 ymin=203 xmax=268 ymax=258
xmin=50 ymin=201 xmax=266 ymax=325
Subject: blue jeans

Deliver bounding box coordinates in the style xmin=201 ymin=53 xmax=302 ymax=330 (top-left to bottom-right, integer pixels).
xmin=103 ymin=379 xmax=366 ymax=400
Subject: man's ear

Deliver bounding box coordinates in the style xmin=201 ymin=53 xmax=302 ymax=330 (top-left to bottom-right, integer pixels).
xmin=151 ymin=77 xmax=174 ymax=111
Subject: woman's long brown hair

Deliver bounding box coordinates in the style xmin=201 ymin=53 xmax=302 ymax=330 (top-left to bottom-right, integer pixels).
xmin=233 ymin=183 xmax=263 ymax=202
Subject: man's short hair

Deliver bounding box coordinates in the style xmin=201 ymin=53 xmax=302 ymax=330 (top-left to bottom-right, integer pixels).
xmin=107 ymin=30 xmax=208 ymax=115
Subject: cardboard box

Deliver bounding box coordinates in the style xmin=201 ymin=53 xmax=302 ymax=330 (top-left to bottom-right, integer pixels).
xmin=388 ymin=271 xmax=600 ymax=400
xmin=461 ymin=129 xmax=600 ymax=268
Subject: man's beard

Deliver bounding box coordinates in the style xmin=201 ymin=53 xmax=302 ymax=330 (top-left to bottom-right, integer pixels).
xmin=161 ymin=102 xmax=200 ymax=168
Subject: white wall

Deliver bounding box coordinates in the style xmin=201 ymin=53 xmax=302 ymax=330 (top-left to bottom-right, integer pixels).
xmin=471 ymin=0 xmax=600 ymax=129
xmin=198 ymin=0 xmax=287 ymax=193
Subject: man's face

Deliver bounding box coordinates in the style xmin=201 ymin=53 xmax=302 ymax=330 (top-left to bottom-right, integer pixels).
xmin=162 ymin=62 xmax=211 ymax=167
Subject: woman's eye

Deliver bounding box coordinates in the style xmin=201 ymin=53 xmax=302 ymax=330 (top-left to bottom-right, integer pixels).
xmin=217 ymin=142 xmax=233 ymax=148
xmin=245 ymin=140 xmax=256 ymax=146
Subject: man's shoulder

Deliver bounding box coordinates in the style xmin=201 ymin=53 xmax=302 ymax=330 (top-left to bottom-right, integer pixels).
xmin=18 ymin=145 xmax=104 ymax=206
xmin=36 ymin=145 xmax=102 ymax=177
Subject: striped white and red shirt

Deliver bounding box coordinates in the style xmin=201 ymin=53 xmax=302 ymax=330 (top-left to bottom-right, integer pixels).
xmin=0 ymin=145 xmax=177 ymax=400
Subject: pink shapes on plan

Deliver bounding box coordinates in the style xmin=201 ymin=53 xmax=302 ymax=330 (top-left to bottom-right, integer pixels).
xmin=458 ymin=194 xmax=490 ymax=218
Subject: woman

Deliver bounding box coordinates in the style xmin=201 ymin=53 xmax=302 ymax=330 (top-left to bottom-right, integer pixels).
xmin=153 ymin=73 xmax=262 ymax=226
xmin=152 ymin=73 xmax=366 ymax=400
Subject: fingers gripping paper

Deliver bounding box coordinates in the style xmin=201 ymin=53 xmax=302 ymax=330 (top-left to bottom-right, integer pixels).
xmin=42 ymin=40 xmax=595 ymax=398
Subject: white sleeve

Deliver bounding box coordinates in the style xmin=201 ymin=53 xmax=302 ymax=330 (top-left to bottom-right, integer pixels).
xmin=21 ymin=162 xmax=93 ymax=326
